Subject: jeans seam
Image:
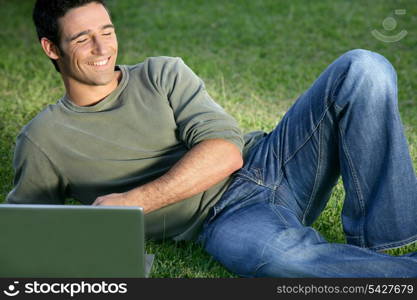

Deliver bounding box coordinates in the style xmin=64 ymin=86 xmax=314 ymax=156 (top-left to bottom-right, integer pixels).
xmin=282 ymin=72 xmax=347 ymax=165
xmin=269 ymin=203 xmax=291 ymax=227
xmin=302 ymin=123 xmax=324 ymax=225
xmin=238 ymin=169 xmax=281 ymax=190
xmin=338 ymin=125 xmax=366 ymax=248
xmin=370 ymin=233 xmax=417 ymax=251
xmin=279 ymin=107 xmax=330 ymax=225
xmin=282 ymin=107 xmax=328 ymax=166
xmin=330 ymin=72 xmax=348 ymax=105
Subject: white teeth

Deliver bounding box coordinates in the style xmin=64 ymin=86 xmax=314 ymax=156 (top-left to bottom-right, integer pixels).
xmin=90 ymin=58 xmax=109 ymax=66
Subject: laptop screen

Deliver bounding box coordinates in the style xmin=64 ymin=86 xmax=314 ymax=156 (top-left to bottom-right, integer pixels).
xmin=0 ymin=204 xmax=149 ymax=278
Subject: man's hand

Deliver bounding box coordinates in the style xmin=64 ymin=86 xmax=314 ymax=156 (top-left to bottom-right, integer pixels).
xmin=92 ymin=193 xmax=130 ymax=207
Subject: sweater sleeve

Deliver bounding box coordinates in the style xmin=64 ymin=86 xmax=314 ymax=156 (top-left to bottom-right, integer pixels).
xmin=6 ymin=133 xmax=67 ymax=205
xmin=150 ymin=57 xmax=244 ymax=151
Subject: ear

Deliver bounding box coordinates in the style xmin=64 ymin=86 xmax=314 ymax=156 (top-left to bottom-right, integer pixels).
xmin=40 ymin=37 xmax=60 ymax=60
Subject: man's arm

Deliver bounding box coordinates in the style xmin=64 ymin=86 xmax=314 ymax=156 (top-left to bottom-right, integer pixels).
xmin=93 ymin=138 xmax=243 ymax=213
xmin=6 ymin=134 xmax=67 ymax=205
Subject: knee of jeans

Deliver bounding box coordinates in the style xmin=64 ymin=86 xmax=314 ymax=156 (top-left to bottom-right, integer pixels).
xmin=343 ymin=49 xmax=394 ymax=72
xmin=203 ymin=229 xmax=266 ymax=277
xmin=254 ymin=227 xmax=326 ymax=277
xmin=337 ymin=49 xmax=397 ymax=109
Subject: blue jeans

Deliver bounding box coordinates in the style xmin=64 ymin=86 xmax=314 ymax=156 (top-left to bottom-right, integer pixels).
xmin=197 ymin=49 xmax=417 ymax=277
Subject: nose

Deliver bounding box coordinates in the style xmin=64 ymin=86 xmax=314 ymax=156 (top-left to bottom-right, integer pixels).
xmin=91 ymin=35 xmax=108 ymax=56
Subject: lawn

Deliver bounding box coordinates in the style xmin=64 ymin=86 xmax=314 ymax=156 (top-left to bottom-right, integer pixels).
xmin=0 ymin=0 xmax=416 ymax=277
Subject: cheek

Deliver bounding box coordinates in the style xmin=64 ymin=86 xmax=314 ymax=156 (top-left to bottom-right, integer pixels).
xmin=110 ymin=37 xmax=118 ymax=52
xmin=70 ymin=48 xmax=89 ymax=66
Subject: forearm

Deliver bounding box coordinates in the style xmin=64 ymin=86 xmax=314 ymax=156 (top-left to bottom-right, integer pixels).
xmin=129 ymin=139 xmax=242 ymax=212
xmin=103 ymin=139 xmax=243 ymax=213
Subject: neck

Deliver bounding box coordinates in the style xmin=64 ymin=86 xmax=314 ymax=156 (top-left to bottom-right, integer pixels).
xmin=63 ymin=71 xmax=122 ymax=107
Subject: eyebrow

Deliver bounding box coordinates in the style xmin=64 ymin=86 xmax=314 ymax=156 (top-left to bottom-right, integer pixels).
xmin=69 ymin=24 xmax=115 ymax=41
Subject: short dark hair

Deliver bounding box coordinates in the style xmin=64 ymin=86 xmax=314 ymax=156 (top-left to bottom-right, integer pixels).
xmin=33 ymin=0 xmax=108 ymax=72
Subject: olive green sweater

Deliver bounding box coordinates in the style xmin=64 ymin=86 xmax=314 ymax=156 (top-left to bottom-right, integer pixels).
xmin=7 ymin=56 xmax=264 ymax=240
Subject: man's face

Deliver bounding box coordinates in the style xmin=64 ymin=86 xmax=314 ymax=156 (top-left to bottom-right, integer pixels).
xmin=56 ymin=2 xmax=118 ymax=87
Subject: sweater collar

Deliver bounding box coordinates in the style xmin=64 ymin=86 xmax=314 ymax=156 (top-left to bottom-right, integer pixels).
xmin=59 ymin=65 xmax=129 ymax=113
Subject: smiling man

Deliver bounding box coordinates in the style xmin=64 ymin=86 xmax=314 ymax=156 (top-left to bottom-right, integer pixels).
xmin=41 ymin=2 xmax=120 ymax=106
xmin=7 ymin=0 xmax=417 ymax=277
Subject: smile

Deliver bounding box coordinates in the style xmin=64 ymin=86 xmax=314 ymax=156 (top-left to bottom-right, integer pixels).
xmin=88 ymin=57 xmax=110 ymax=66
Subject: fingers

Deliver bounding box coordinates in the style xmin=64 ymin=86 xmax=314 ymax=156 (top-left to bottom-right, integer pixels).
xmin=92 ymin=199 xmax=99 ymax=206
xmin=92 ymin=196 xmax=105 ymax=206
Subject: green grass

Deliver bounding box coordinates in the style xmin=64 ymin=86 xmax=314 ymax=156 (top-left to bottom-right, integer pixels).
xmin=0 ymin=0 xmax=416 ymax=277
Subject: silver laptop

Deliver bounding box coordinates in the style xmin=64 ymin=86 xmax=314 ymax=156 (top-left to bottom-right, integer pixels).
xmin=0 ymin=204 xmax=153 ymax=277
